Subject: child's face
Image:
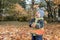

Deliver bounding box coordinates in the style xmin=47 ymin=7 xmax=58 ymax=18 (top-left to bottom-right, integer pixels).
xmin=35 ymin=12 xmax=40 ymax=18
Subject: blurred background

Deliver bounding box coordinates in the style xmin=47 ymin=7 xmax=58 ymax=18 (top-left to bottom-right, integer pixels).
xmin=0 ymin=0 xmax=60 ymax=23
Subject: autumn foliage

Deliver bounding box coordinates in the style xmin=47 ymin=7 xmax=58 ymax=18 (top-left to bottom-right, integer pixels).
xmin=0 ymin=23 xmax=60 ymax=40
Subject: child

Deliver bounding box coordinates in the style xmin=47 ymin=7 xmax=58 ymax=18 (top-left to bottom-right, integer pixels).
xmin=29 ymin=11 xmax=44 ymax=40
xmin=29 ymin=3 xmax=45 ymax=40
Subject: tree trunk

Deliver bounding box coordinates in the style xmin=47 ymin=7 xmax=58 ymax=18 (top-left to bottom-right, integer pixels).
xmin=32 ymin=0 xmax=34 ymax=9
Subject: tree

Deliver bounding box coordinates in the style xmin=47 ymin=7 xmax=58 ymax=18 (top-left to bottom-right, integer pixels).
xmin=0 ymin=1 xmax=2 ymax=13
xmin=19 ymin=0 xmax=26 ymax=8
xmin=32 ymin=0 xmax=34 ymax=9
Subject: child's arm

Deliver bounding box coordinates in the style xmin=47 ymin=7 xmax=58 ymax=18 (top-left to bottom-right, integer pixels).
xmin=29 ymin=18 xmax=35 ymax=27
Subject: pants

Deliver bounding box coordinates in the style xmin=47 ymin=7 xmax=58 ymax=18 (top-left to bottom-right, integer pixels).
xmin=32 ymin=35 xmax=42 ymax=40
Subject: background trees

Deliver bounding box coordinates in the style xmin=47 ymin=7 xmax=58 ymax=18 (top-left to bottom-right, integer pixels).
xmin=0 ymin=0 xmax=59 ymax=22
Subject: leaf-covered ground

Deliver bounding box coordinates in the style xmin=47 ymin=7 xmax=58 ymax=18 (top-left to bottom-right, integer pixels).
xmin=0 ymin=21 xmax=60 ymax=40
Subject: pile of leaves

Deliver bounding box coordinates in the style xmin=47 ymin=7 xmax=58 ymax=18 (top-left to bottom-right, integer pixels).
xmin=0 ymin=23 xmax=60 ymax=40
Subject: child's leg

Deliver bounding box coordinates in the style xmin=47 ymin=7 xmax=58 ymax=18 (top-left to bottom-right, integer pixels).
xmin=35 ymin=35 xmax=42 ymax=40
xmin=32 ymin=34 xmax=36 ymax=40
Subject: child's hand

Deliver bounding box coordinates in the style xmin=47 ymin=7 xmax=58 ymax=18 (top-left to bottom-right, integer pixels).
xmin=31 ymin=23 xmax=36 ymax=28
